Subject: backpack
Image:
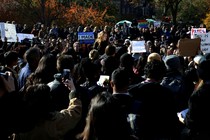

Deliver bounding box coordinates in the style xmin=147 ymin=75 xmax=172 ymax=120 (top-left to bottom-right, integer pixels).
xmin=160 ymin=75 xmax=184 ymax=95
xmin=160 ymin=75 xmax=187 ymax=112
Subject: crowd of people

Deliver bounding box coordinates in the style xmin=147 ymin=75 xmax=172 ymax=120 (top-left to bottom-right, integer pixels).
xmin=0 ymin=20 xmax=210 ymax=140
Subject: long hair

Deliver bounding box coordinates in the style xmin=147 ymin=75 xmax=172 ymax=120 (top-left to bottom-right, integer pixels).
xmin=23 ymin=84 xmax=53 ymax=131
xmin=77 ymin=92 xmax=131 ymax=140
xmin=95 ymin=31 xmax=107 ymax=45
xmin=33 ymin=54 xmax=57 ymax=84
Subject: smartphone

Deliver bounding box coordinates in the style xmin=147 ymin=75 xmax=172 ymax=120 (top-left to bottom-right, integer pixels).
xmin=63 ymin=69 xmax=71 ymax=80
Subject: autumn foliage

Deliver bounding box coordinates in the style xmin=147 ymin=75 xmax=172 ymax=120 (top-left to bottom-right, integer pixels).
xmin=0 ymin=0 xmax=19 ymax=22
xmin=203 ymin=13 xmax=210 ymax=30
xmin=0 ymin=0 xmax=115 ymax=27
xmin=64 ymin=3 xmax=108 ymax=26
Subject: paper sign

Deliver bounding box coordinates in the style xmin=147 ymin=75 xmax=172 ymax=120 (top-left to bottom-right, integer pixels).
xmin=191 ymin=28 xmax=206 ymax=39
xmin=17 ymin=33 xmax=34 ymax=42
xmin=97 ymin=75 xmax=110 ymax=86
xmin=193 ymin=33 xmax=210 ymax=54
xmin=0 ymin=22 xmax=17 ymax=42
xmin=178 ymin=38 xmax=201 ymax=56
xmin=78 ymin=32 xmax=95 ymax=44
xmin=131 ymin=41 xmax=146 ymax=53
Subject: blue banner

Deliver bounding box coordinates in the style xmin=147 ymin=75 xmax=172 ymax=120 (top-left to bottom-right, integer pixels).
xmin=78 ymin=32 xmax=95 ymax=44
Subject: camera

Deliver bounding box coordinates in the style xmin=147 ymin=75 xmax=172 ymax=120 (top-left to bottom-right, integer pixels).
xmin=63 ymin=69 xmax=71 ymax=80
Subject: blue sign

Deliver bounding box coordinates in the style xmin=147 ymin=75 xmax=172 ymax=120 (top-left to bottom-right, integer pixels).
xmin=78 ymin=32 xmax=95 ymax=44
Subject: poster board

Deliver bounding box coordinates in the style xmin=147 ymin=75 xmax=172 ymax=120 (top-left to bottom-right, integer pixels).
xmin=0 ymin=22 xmax=17 ymax=42
xmin=193 ymin=33 xmax=210 ymax=54
xmin=131 ymin=41 xmax=146 ymax=53
xmin=191 ymin=28 xmax=206 ymax=39
xmin=17 ymin=33 xmax=34 ymax=43
xmin=177 ymin=38 xmax=201 ymax=56
xmin=78 ymin=32 xmax=95 ymax=44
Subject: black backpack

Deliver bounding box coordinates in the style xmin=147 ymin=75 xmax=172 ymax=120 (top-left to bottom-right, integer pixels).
xmin=160 ymin=75 xmax=187 ymax=112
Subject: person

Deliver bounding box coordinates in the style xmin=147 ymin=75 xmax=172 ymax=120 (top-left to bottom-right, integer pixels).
xmin=161 ymin=55 xmax=194 ymax=112
xmin=0 ymin=72 xmax=23 ymax=139
xmin=1 ymin=51 xmax=19 ymax=90
xmin=93 ymin=31 xmax=109 ymax=55
xmin=110 ymin=67 xmax=142 ymax=137
xmin=21 ymin=24 xmax=30 ymax=34
xmin=119 ymin=53 xmax=143 ymax=85
xmin=77 ymin=91 xmax=136 ymax=140
xmin=100 ymin=45 xmax=119 ymax=77
xmin=129 ymin=60 xmax=181 ymax=139
xmin=147 ymin=52 xmax=162 ymax=62
xmin=47 ymin=73 xmax=70 ymax=111
xmin=18 ymin=47 xmax=41 ymax=90
xmin=30 ymin=53 xmax=57 ymax=85
xmin=184 ymin=60 xmax=210 ymax=139
xmin=14 ymin=80 xmax=82 ymax=140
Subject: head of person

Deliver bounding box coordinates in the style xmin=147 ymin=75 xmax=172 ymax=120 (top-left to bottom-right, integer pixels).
xmin=144 ymin=59 xmax=166 ymax=82
xmin=110 ymin=67 xmax=130 ymax=93
xmin=124 ymin=39 xmax=131 ymax=47
xmin=78 ymin=91 xmax=131 ymax=140
xmin=97 ymin=31 xmax=108 ymax=42
xmin=105 ymin=45 xmax=116 ymax=56
xmin=24 ymin=84 xmax=53 ymax=125
xmin=56 ymin=54 xmax=74 ymax=73
xmin=89 ymin=49 xmax=99 ymax=62
xmin=33 ymin=54 xmax=57 ymax=84
xmin=147 ymin=52 xmax=162 ymax=62
xmin=24 ymin=47 xmax=41 ymax=71
xmin=73 ymin=41 xmax=80 ymax=53
xmin=4 ymin=51 xmax=18 ymax=68
xmin=120 ymin=53 xmax=134 ymax=71
xmin=193 ymin=55 xmax=206 ymax=69
xmin=164 ymin=55 xmax=181 ymax=72
xmin=197 ymin=59 xmax=210 ymax=82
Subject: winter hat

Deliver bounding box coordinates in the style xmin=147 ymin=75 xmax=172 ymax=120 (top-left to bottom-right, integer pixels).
xmin=193 ymin=55 xmax=206 ymax=65
xmin=164 ymin=55 xmax=181 ymax=71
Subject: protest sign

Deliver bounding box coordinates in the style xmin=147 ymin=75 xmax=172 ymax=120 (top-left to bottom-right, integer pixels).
xmin=178 ymin=38 xmax=201 ymax=56
xmin=78 ymin=32 xmax=95 ymax=44
xmin=193 ymin=33 xmax=210 ymax=54
xmin=131 ymin=41 xmax=146 ymax=53
xmin=191 ymin=28 xmax=206 ymax=39
xmin=0 ymin=22 xmax=17 ymax=42
xmin=17 ymin=33 xmax=34 ymax=43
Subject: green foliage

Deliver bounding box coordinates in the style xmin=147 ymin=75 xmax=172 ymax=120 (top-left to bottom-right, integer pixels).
xmin=177 ymin=0 xmax=209 ymax=25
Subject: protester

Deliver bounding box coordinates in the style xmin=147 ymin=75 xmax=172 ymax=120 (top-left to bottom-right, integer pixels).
xmin=185 ymin=60 xmax=210 ymax=139
xmin=14 ymin=80 xmax=82 ymax=140
xmin=0 ymin=19 xmax=209 ymax=140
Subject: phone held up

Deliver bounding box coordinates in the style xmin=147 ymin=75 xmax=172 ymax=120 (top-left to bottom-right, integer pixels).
xmin=63 ymin=69 xmax=71 ymax=80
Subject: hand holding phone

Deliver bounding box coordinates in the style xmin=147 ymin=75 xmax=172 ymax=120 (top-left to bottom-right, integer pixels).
xmin=0 ymin=71 xmax=15 ymax=92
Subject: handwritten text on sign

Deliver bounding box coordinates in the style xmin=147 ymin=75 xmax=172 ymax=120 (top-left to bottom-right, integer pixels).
xmin=131 ymin=41 xmax=146 ymax=53
xmin=191 ymin=28 xmax=206 ymax=39
xmin=194 ymin=33 xmax=210 ymax=54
